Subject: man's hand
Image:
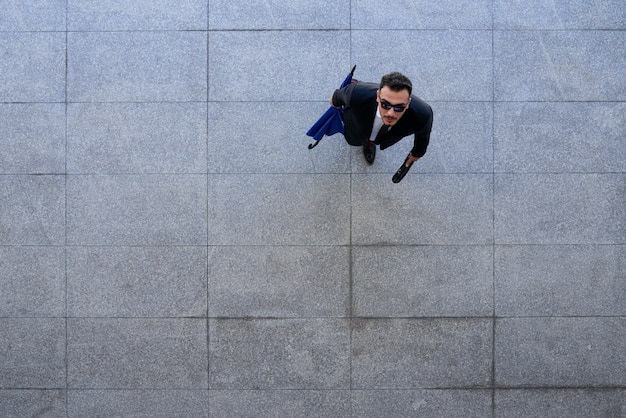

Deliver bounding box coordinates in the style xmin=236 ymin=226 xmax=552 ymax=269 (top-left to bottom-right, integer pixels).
xmin=405 ymin=153 xmax=419 ymax=166
xmin=329 ymin=96 xmax=340 ymax=108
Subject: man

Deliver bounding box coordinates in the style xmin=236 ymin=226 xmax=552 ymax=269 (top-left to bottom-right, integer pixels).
xmin=330 ymin=72 xmax=432 ymax=180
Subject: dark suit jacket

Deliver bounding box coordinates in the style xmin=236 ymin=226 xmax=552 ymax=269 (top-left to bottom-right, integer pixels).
xmin=332 ymin=82 xmax=433 ymax=158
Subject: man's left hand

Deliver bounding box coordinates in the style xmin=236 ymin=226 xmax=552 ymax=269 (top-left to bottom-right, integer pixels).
xmin=405 ymin=153 xmax=419 ymax=166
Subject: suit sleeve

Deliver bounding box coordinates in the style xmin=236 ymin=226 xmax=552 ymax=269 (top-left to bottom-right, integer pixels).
xmin=331 ymin=83 xmax=356 ymax=108
xmin=410 ymin=108 xmax=433 ymax=158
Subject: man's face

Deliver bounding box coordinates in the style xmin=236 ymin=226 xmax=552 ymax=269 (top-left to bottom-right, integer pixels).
xmin=377 ymin=86 xmax=411 ymax=126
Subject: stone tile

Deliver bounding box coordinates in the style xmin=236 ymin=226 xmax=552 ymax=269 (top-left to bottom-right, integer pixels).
xmin=209 ymin=319 xmax=350 ymax=389
xmin=208 ymin=102 xmax=351 ymax=174
xmin=352 ymin=31 xmax=492 ymax=101
xmin=67 ymin=174 xmax=207 ymax=245
xmin=494 ymin=0 xmax=626 ymax=29
xmin=0 ymin=319 xmax=66 ymax=388
xmin=0 ymin=0 xmax=65 ymax=31
xmin=0 ymin=32 xmax=65 ymax=102
xmin=494 ymin=30 xmax=625 ymax=101
xmin=210 ymin=390 xmax=351 ymax=417
xmin=67 ymin=103 xmax=207 ymax=174
xmin=351 ymin=319 xmax=493 ymax=389
xmin=207 ymin=174 xmax=350 ymax=245
xmin=67 ymin=318 xmax=208 ymax=389
xmin=496 ymin=245 xmax=626 ymax=316
xmin=0 ymin=247 xmax=65 ymax=317
xmin=209 ymin=0 xmax=349 ymax=29
xmin=501 ymin=106 xmax=626 ymax=172
xmin=68 ymin=0 xmax=207 ymax=30
xmin=0 ymin=175 xmax=65 ymax=245
xmin=352 ymin=389 xmax=492 ymax=417
xmin=68 ymin=390 xmax=208 ymax=417
xmin=208 ymin=246 xmax=349 ymax=318
xmin=495 ymin=389 xmax=626 ymax=417
xmin=0 ymin=104 xmax=65 ymax=174
xmin=353 ymin=246 xmax=493 ymax=317
xmin=68 ymin=31 xmax=206 ymax=102
xmin=495 ymin=102 xmax=625 ymax=173
xmin=209 ymin=31 xmax=350 ymax=102
xmin=67 ymin=246 xmax=207 ymax=317
xmin=494 ymin=174 xmax=625 ymax=244
xmin=352 ymin=174 xmax=493 ymax=245
xmin=353 ymin=102 xmax=493 ymax=174
xmin=353 ymin=0 xmax=492 ymax=29
xmin=0 ymin=390 xmax=65 ymax=417
xmin=495 ymin=317 xmax=626 ymax=387
xmin=418 ymin=102 xmax=492 ymax=174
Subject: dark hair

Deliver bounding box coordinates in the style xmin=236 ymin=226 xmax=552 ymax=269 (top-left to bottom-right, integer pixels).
xmin=380 ymin=72 xmax=412 ymax=96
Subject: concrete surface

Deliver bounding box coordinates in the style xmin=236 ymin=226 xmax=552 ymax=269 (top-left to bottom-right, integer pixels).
xmin=0 ymin=0 xmax=624 ymax=416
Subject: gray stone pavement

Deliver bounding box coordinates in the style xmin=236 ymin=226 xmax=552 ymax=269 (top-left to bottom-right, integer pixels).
xmin=0 ymin=1 xmax=624 ymax=417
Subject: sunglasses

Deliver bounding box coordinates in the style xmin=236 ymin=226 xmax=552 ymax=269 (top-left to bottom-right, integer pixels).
xmin=380 ymin=99 xmax=407 ymax=113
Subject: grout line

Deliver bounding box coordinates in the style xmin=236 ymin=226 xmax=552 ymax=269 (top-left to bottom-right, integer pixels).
xmin=206 ymin=3 xmax=212 ymax=402
xmin=3 ymin=243 xmax=624 ymax=249
xmin=7 ymin=28 xmax=620 ymax=34
xmin=3 ymin=314 xmax=626 ymax=320
xmin=64 ymin=1 xmax=70 ymax=414
xmin=347 ymin=0 xmax=354 ymax=417
xmin=3 ymin=99 xmax=625 ymax=104
xmin=491 ymin=2 xmax=497 ymax=414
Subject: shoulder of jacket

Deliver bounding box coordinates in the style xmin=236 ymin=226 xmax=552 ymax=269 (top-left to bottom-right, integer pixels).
xmin=409 ymin=96 xmax=433 ymax=115
xmin=349 ymin=82 xmax=378 ymax=102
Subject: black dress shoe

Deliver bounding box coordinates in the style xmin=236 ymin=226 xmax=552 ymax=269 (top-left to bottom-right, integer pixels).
xmin=363 ymin=141 xmax=376 ymax=164
xmin=392 ymin=155 xmax=414 ymax=183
